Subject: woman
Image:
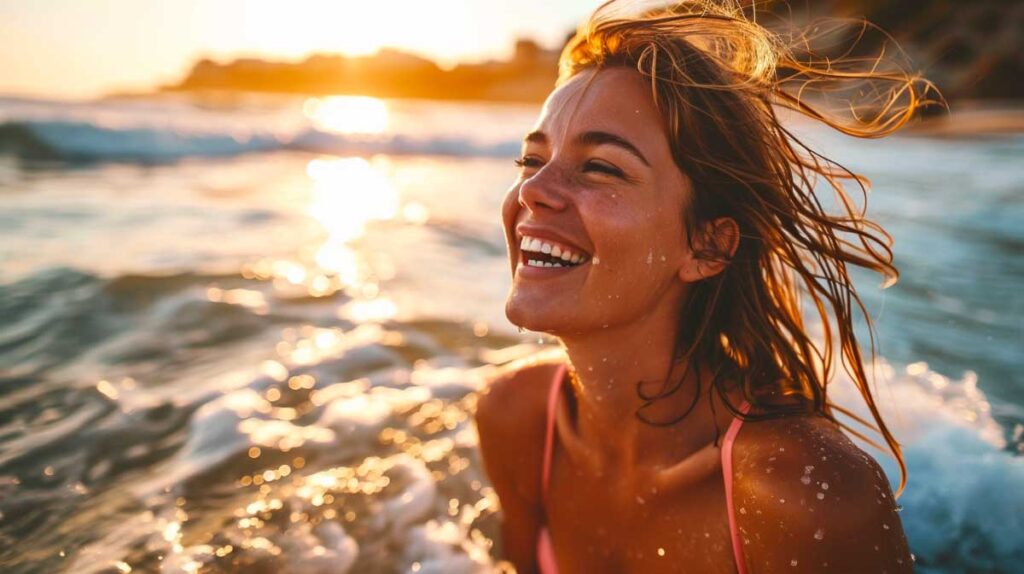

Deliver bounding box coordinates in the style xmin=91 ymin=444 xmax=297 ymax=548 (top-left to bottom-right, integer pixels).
xmin=475 ymin=1 xmax=935 ymax=572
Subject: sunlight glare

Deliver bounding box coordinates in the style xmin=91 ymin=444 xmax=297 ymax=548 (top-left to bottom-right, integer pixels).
xmin=304 ymin=96 xmax=389 ymax=135
xmin=305 ymin=156 xmax=398 ymax=281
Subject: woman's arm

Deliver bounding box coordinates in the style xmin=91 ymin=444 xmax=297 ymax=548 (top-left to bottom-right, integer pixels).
xmin=475 ymin=364 xmax=557 ymax=573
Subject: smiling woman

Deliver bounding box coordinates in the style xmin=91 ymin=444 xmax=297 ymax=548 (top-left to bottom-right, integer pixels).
xmin=474 ymin=1 xmax=937 ymax=573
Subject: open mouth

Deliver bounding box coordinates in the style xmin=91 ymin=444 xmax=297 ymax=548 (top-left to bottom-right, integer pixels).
xmin=519 ymin=234 xmax=590 ymax=268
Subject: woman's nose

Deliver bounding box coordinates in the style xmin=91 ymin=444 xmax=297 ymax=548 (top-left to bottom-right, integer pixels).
xmin=518 ymin=165 xmax=570 ymax=213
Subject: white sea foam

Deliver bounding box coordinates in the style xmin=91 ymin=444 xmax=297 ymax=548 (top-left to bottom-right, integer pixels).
xmin=829 ymin=358 xmax=1024 ymax=571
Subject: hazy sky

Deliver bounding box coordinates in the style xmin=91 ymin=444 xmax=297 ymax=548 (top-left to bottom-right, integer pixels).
xmin=0 ymin=0 xmax=604 ymax=99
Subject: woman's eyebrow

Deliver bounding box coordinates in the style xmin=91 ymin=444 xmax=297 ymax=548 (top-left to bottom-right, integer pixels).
xmin=578 ymin=130 xmax=650 ymax=166
xmin=522 ymin=130 xmax=650 ymax=167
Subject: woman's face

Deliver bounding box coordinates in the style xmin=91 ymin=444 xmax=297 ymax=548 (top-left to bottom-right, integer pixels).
xmin=502 ymin=67 xmax=699 ymax=336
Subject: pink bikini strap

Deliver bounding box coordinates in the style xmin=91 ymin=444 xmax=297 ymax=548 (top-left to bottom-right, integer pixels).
xmin=722 ymin=399 xmax=753 ymax=574
xmin=540 ymin=363 xmax=567 ymax=505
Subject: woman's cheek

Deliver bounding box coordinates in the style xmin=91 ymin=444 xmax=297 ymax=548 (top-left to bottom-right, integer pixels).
xmin=500 ymin=187 xmax=521 ymax=239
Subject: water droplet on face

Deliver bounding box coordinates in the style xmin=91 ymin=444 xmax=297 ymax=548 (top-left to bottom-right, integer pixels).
xmin=816 ymin=492 xmax=825 ymax=500
xmin=740 ymin=507 xmax=747 ymax=514
xmin=593 ymin=256 xmax=601 ymax=265
xmin=883 ymin=523 xmax=889 ymax=530
xmin=790 ymin=559 xmax=798 ymax=566
xmin=814 ymin=528 xmax=825 ymax=541
xmin=657 ymin=547 xmax=665 ymax=557
xmin=779 ymin=498 xmax=786 ymax=504
xmin=800 ymin=475 xmax=811 ymax=485
xmin=821 ymin=482 xmax=829 ymax=490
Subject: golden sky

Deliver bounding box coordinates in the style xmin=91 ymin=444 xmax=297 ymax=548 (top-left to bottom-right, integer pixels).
xmin=0 ymin=0 xmax=602 ymax=99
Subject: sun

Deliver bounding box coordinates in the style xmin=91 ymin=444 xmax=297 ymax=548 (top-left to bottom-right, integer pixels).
xmin=242 ymin=0 xmax=389 ymax=58
xmin=238 ymin=0 xmax=486 ymax=64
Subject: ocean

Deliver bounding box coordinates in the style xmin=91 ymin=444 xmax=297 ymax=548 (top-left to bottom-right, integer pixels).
xmin=0 ymin=93 xmax=1021 ymax=573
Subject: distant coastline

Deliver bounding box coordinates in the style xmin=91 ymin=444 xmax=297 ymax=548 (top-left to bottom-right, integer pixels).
xmin=160 ymin=40 xmax=561 ymax=103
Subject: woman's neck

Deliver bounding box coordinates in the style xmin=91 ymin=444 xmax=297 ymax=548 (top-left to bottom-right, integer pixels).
xmin=557 ymin=310 xmax=737 ymax=479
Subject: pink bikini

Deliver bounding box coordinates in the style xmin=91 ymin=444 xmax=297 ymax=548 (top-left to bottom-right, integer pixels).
xmin=537 ymin=364 xmax=752 ymax=574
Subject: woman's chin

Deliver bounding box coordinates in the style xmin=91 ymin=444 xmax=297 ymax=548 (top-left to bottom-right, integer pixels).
xmin=504 ymin=299 xmax=570 ymax=335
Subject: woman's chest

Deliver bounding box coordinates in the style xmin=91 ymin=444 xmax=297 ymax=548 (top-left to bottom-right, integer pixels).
xmin=544 ymin=463 xmax=741 ymax=573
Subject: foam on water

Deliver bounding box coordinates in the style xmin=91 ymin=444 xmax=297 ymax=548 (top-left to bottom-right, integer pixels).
xmin=829 ymin=359 xmax=1024 ymax=572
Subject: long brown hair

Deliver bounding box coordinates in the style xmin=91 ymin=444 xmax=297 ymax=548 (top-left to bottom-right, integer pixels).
xmin=559 ymin=0 xmax=941 ymax=496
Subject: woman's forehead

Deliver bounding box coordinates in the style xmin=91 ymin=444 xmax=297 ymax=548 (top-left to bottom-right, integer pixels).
xmin=531 ymin=67 xmax=666 ymax=149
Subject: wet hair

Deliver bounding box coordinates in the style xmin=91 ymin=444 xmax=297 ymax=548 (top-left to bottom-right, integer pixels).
xmin=559 ymin=0 xmax=941 ymax=496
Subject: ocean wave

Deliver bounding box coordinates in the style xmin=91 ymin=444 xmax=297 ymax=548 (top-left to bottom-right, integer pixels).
xmin=0 ymin=119 xmax=520 ymax=162
xmin=829 ymin=360 xmax=1024 ymax=573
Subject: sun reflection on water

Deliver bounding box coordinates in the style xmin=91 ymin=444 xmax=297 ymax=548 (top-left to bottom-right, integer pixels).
xmin=306 ymin=156 xmax=398 ymax=283
xmin=303 ymin=96 xmax=389 ymax=135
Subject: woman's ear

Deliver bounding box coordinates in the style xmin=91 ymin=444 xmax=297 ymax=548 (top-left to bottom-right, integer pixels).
xmin=677 ymin=217 xmax=740 ymax=283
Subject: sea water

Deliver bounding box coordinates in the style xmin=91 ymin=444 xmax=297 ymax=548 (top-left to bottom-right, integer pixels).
xmin=0 ymin=93 xmax=1020 ymax=573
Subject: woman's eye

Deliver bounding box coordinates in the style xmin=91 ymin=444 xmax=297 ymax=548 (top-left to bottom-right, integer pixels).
xmin=513 ymin=156 xmax=543 ymax=169
xmin=583 ymin=160 xmax=624 ymax=178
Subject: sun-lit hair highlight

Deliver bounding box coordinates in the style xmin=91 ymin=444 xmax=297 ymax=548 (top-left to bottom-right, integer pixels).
xmin=559 ymin=0 xmax=943 ymax=498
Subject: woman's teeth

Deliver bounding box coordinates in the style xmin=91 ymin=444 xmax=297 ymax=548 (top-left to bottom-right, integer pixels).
xmin=519 ymin=235 xmax=589 ymax=268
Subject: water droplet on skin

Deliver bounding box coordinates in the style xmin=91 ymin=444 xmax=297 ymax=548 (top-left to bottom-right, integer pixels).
xmin=791 ymin=559 xmax=798 ymax=566
xmin=800 ymin=475 xmax=811 ymax=485
xmin=779 ymin=498 xmax=786 ymax=504
xmin=657 ymin=547 xmax=665 ymax=557
xmin=821 ymin=482 xmax=829 ymax=490
xmin=740 ymin=507 xmax=747 ymax=514
xmin=814 ymin=528 xmax=825 ymax=541
xmin=816 ymin=492 xmax=825 ymax=500
xmin=804 ymin=465 xmax=814 ymax=473
xmin=593 ymin=256 xmax=601 ymax=265
xmin=636 ymin=496 xmax=645 ymax=505
xmin=883 ymin=523 xmax=889 ymax=530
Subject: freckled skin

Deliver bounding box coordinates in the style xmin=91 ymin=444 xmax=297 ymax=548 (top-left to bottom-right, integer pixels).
xmin=476 ymin=68 xmax=913 ymax=573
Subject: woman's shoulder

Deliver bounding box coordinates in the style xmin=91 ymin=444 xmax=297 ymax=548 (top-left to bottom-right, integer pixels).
xmin=474 ymin=351 xmax=566 ymax=500
xmin=477 ymin=350 xmax=566 ymax=434
xmin=731 ymin=410 xmax=913 ymax=571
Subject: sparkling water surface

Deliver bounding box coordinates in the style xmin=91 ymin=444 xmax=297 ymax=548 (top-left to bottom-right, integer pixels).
xmin=0 ymin=94 xmax=1021 ymax=573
